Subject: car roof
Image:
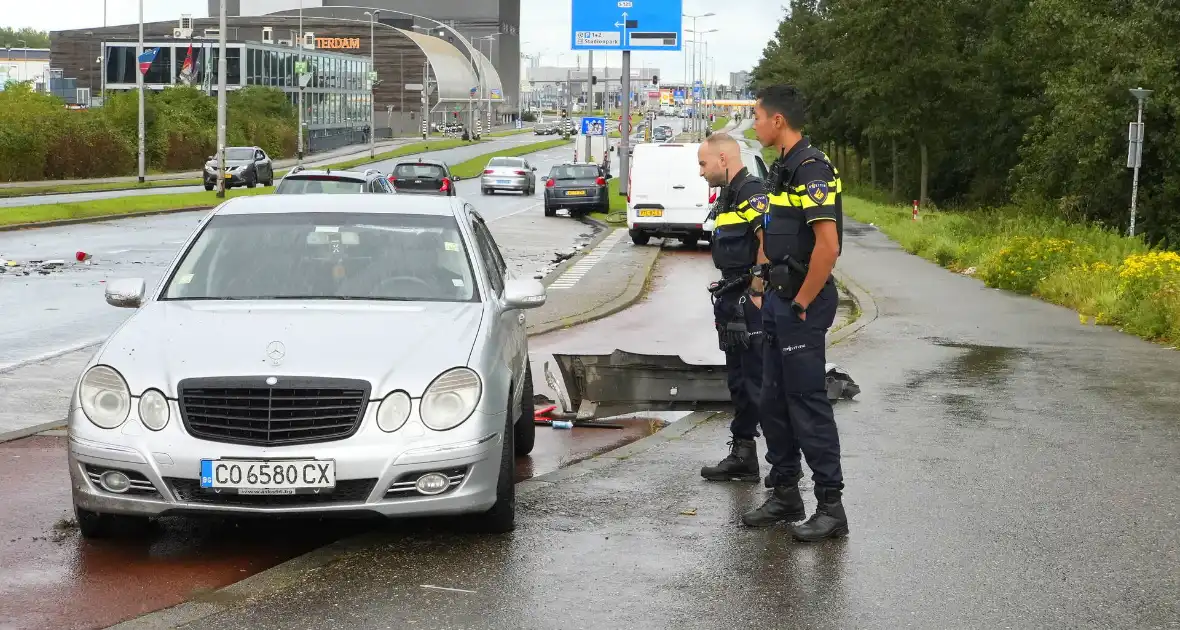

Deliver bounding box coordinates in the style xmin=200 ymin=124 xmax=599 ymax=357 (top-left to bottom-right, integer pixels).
xmin=282 ymin=168 xmax=379 ymax=180
xmin=214 ymin=193 xmax=463 ymax=217
xmin=394 ymin=158 xmax=447 ymax=167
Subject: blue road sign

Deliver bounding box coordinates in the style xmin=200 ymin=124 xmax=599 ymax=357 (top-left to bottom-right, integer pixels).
xmin=581 ymin=116 xmax=607 ymax=136
xmin=571 ymin=0 xmax=683 ymax=52
xmin=693 ymin=86 xmax=701 ymax=96
xmin=673 ymin=88 xmax=685 ymax=100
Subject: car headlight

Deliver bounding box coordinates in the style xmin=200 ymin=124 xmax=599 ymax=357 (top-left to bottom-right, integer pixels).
xmin=79 ymin=366 xmax=131 ymax=429
xmin=138 ymin=389 xmax=169 ymax=431
xmin=377 ymin=391 xmax=412 ymax=432
xmin=420 ymin=368 xmax=481 ymax=431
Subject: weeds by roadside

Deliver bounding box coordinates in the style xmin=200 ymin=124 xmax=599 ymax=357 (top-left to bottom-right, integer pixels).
xmin=844 ymin=197 xmax=1180 ymax=344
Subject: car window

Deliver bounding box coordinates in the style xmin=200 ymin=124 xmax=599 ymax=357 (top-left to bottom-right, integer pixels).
xmin=469 ymin=218 xmax=505 ymax=295
xmin=367 ymin=179 xmax=386 ymax=193
xmin=255 ymin=150 xmax=264 ymax=160
xmin=550 ymin=165 xmax=600 ymax=179
xmin=393 ymin=164 xmax=447 ymax=179
xmin=161 ymin=212 xmax=479 ymax=302
xmin=488 ymin=158 xmax=522 ymax=167
xmin=275 ymin=176 xmax=367 ymax=194
xmin=225 ymin=148 xmax=255 ymax=160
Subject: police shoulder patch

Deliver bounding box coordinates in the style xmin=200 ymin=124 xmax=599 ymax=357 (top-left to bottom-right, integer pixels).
xmin=748 ymin=194 xmax=769 ymax=212
xmin=805 ymin=180 xmax=829 ymax=204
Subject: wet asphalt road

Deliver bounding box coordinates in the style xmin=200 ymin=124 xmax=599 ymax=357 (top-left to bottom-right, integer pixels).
xmin=0 ymin=138 xmax=601 ymax=372
xmin=0 ymin=135 xmax=548 ymax=209
xmin=155 ymin=224 xmax=1180 ymax=629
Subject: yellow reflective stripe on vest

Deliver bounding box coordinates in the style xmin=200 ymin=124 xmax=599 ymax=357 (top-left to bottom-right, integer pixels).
xmin=714 ymin=209 xmax=761 ymax=227
xmin=767 ymin=192 xmax=791 ymax=206
xmin=791 ymin=178 xmax=843 ymax=194
xmin=787 ymin=192 xmax=836 ymax=209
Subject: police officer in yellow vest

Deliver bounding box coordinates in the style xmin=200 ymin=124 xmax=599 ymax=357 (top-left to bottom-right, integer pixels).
xmin=696 ymin=133 xmax=776 ymax=483
xmin=742 ymin=85 xmax=849 ymax=542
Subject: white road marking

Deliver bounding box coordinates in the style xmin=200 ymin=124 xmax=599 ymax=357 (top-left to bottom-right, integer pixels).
xmin=488 ymin=202 xmax=542 ymax=222
xmin=546 ymin=229 xmax=625 ymax=290
xmin=420 ymin=584 xmax=477 ymax=594
xmin=0 ymin=337 xmax=106 ymax=374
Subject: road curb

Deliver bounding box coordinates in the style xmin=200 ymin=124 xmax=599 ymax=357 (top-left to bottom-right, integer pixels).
xmin=0 ymin=206 xmax=214 ymax=232
xmin=828 ymin=267 xmax=879 ymax=347
xmin=526 ymin=239 xmax=661 ymax=337
xmin=0 ymin=418 xmax=72 ymax=445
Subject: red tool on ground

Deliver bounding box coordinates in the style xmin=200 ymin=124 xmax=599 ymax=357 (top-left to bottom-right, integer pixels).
xmin=532 ymin=404 xmax=623 ymax=429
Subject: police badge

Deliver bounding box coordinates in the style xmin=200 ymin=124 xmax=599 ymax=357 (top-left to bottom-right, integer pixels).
xmin=749 ymin=194 xmax=769 ymax=212
xmin=806 ymin=180 xmax=829 ymax=204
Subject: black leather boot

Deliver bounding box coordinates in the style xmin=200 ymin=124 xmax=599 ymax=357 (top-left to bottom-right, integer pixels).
xmin=700 ymin=438 xmax=760 ymax=482
xmin=741 ymin=482 xmax=806 ymax=527
xmin=791 ymin=486 xmax=849 ymax=541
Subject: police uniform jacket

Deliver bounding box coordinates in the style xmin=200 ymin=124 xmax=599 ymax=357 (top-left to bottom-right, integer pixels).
xmin=712 ymin=167 xmax=770 ymax=277
xmin=763 ymin=138 xmax=843 ymax=273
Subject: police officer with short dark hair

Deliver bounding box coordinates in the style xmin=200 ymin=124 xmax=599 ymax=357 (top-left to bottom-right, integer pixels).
xmin=742 ymin=85 xmax=848 ymax=542
xmin=696 ymin=133 xmax=773 ymax=483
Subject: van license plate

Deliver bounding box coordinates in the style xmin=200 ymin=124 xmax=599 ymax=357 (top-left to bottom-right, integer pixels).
xmin=638 ymin=209 xmax=663 ymax=217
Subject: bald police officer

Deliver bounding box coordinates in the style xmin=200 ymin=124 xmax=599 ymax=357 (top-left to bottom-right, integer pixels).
xmin=696 ymin=133 xmax=775 ymax=483
xmin=742 ymin=85 xmax=849 ymax=542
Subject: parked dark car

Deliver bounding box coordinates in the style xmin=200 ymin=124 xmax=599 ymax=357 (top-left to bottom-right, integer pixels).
xmin=388 ymin=159 xmax=458 ymax=196
xmin=203 ymin=146 xmax=274 ymax=190
xmin=274 ymin=167 xmax=394 ymax=194
xmin=543 ymin=163 xmax=611 ymax=217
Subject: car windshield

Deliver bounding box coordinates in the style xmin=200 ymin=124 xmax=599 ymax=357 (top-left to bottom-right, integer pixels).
xmin=550 ymin=165 xmax=600 ymax=180
xmin=488 ymin=158 xmax=522 ymax=168
xmin=652 ymin=129 xmax=667 ymax=139
xmin=225 ymin=148 xmax=255 ymax=160
xmin=162 ymin=212 xmax=478 ymax=302
xmin=394 ymin=164 xmax=446 ymax=179
xmin=274 ymin=176 xmax=366 ymax=194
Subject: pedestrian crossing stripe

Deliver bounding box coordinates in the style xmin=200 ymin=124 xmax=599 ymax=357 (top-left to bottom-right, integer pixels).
xmin=547 ymin=230 xmax=625 ymax=290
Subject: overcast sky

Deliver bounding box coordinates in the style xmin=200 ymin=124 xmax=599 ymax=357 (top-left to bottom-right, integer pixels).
xmin=3 ymin=0 xmax=781 ymax=83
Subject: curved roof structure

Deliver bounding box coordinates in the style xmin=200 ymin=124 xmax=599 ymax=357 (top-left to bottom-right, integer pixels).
xmin=394 ymin=28 xmax=503 ymax=104
xmin=470 ymin=47 xmax=503 ymax=101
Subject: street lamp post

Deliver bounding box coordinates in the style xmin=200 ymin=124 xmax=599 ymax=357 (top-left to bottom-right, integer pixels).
xmin=215 ymin=0 xmax=227 ymax=197
xmin=683 ymin=13 xmax=714 ymax=140
xmin=365 ymin=10 xmax=379 ymax=159
xmin=135 ymin=1 xmax=146 ymax=184
xmin=1128 ymin=86 xmax=1152 ymax=238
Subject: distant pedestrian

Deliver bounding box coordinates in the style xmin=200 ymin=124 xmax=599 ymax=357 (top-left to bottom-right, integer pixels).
xmin=742 ymin=84 xmax=849 ymax=542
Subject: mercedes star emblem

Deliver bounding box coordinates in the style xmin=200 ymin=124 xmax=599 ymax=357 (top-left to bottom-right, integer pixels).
xmin=266 ymin=341 xmax=286 ymax=365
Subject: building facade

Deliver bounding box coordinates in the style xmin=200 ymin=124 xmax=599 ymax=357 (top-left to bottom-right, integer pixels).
xmin=729 ymin=70 xmax=751 ymax=96
xmin=210 ymin=0 xmax=521 ymax=111
xmin=0 ymin=48 xmax=51 ymax=91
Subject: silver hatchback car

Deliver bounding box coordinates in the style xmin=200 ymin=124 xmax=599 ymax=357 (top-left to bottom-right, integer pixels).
xmin=480 ymin=157 xmax=537 ymax=195
xmin=68 ymin=194 xmax=546 ymax=537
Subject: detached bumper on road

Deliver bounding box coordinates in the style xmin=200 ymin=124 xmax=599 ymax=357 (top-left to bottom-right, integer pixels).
xmin=67 ymin=407 xmax=504 ymax=519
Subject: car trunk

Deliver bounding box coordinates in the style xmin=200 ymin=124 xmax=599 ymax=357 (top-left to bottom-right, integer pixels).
xmin=550 ymin=167 xmax=602 ymax=200
xmin=484 ymin=164 xmax=529 ymax=184
xmin=391 ymin=165 xmax=448 ymax=194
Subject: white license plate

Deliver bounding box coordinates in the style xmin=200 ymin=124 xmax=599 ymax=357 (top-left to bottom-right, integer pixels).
xmin=496 ymin=179 xmax=510 ymax=184
xmin=200 ymin=459 xmax=336 ymax=494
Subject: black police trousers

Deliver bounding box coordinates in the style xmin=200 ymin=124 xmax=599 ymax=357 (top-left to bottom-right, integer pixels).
xmin=760 ymin=281 xmax=844 ymax=489
xmin=713 ymin=291 xmax=764 ymax=440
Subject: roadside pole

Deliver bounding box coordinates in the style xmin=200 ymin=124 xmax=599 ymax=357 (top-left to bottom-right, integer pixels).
xmin=296 ymin=0 xmax=303 ymax=164
xmin=619 ymin=50 xmax=630 ymax=197
xmin=215 ymin=0 xmax=227 ymax=198
xmin=136 ymin=0 xmax=144 ymax=183
xmin=1127 ymin=87 xmax=1152 ymax=238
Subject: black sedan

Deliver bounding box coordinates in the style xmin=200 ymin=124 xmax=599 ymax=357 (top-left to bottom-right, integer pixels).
xmin=387 ymin=159 xmax=458 ymax=196
xmin=543 ymin=163 xmax=611 ymax=217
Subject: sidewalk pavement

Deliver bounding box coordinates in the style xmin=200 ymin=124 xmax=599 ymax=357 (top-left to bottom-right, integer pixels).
xmin=0 ymin=124 xmax=525 ymax=189
xmin=114 ymin=218 xmax=1179 ymax=630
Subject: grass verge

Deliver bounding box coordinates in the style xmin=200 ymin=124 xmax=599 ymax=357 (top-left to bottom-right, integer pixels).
xmin=711 ymin=116 xmax=730 ymax=131
xmin=0 ymin=137 xmax=484 ymax=198
xmin=0 ymin=187 xmax=270 ymax=227
xmin=589 ymin=177 xmax=628 ymax=226
xmin=844 ymin=196 xmax=1180 ymax=345
xmin=450 ymin=137 xmax=574 ymax=179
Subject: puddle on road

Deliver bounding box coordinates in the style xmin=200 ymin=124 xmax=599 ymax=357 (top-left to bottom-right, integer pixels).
xmin=889 ymin=337 xmax=1028 ymax=428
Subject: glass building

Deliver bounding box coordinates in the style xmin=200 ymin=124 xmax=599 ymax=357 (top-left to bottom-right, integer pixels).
xmin=102 ymin=40 xmax=371 ymax=134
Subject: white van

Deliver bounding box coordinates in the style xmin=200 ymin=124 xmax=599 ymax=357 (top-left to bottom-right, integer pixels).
xmin=625 ymin=142 xmax=770 ymax=246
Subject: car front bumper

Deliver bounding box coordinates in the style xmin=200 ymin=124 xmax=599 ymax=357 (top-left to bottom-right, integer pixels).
xmin=67 ymin=403 xmax=505 ymax=519
xmin=204 ymin=170 xmax=251 ymax=186
xmin=482 ymin=175 xmax=529 ymax=190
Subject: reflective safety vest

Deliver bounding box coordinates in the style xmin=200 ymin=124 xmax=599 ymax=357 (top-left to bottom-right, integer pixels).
xmin=711 ymin=169 xmax=766 ymax=275
xmin=763 ymin=144 xmax=843 ymax=267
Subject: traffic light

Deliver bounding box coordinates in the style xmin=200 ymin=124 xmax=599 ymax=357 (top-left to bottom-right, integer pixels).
xmin=591 ymin=75 xmax=597 ymax=85
xmin=652 ymin=75 xmax=658 ymax=85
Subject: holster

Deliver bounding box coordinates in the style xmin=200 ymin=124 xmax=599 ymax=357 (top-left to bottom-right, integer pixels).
xmin=767 ymin=264 xmax=804 ymax=298
xmin=713 ymin=280 xmax=750 ymax=352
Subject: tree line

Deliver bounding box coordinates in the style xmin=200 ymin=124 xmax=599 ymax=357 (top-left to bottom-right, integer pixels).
xmin=751 ymin=0 xmax=1180 ymax=247
xmin=0 ymin=28 xmax=50 ymax=49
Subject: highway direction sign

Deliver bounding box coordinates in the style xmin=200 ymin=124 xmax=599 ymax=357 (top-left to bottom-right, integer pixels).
xmin=571 ymin=0 xmax=683 ymax=51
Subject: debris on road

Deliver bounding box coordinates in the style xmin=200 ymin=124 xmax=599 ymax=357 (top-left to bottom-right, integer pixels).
xmin=679 ymin=508 xmax=697 ymax=516
xmin=825 ymin=363 xmax=861 ymax=401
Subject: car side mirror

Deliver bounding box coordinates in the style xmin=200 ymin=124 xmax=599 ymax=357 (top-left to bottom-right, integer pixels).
xmin=531 ymin=167 xmax=537 ymax=172
xmin=452 ymin=174 xmax=461 ymax=181
xmin=503 ymin=278 xmax=546 ymax=310
xmin=106 ymin=278 xmax=146 ymax=309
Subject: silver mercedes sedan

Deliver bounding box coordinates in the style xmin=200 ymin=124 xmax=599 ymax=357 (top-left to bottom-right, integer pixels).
xmin=67 ymin=194 xmax=546 ymax=537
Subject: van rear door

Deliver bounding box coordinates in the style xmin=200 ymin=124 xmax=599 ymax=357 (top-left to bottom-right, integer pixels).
xmin=627 ymin=143 xmax=717 ymax=234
